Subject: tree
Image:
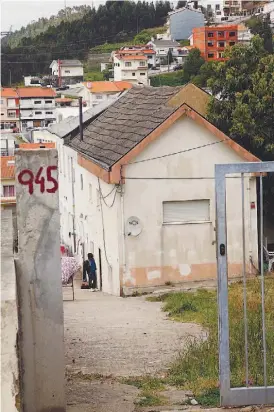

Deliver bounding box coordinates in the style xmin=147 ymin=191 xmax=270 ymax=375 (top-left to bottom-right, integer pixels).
xmin=167 ymin=48 xmax=174 ymax=65
xmin=183 ymin=48 xmax=205 ymax=81
xmin=206 ymin=36 xmax=274 ymax=225
xmin=176 ymin=1 xmax=187 ymax=9
xmin=246 ymin=15 xmax=273 ymax=54
xmin=134 ymin=30 xmax=151 ymax=44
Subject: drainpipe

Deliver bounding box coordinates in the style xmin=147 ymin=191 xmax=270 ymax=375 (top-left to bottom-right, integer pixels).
xmin=70 ymin=157 xmax=77 ymax=253
xmin=120 ymin=165 xmax=126 ymax=296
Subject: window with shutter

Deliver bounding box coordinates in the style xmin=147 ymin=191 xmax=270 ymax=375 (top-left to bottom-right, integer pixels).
xmin=163 ymin=200 xmax=210 ymax=224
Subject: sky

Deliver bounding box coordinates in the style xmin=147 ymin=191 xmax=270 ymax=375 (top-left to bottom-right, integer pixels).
xmin=1 ymin=0 xmax=214 ymax=33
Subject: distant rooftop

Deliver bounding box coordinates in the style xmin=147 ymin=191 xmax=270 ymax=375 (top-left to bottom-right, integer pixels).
xmin=50 ymin=59 xmax=83 ymax=68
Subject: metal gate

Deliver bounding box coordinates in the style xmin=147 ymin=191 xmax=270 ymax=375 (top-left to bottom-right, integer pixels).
xmin=215 ymin=161 xmax=274 ymax=407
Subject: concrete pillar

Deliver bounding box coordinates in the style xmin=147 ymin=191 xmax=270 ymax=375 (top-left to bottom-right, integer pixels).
xmin=15 ymin=149 xmax=66 ymax=412
xmin=1 ymin=209 xmax=20 ymax=412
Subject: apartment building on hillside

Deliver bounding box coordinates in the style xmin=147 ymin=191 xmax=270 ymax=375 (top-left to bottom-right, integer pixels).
xmin=191 ymin=25 xmax=238 ymax=61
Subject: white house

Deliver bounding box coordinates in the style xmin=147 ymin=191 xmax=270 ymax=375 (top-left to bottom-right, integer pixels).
xmin=32 ymin=84 xmax=260 ymax=296
xmin=49 ymin=60 xmax=84 ymax=85
xmin=82 ymin=81 xmax=132 ymax=107
xmin=113 ymin=52 xmax=149 ymax=85
xmin=24 ymin=76 xmax=41 ymax=87
xmin=146 ymin=39 xmax=181 ymax=64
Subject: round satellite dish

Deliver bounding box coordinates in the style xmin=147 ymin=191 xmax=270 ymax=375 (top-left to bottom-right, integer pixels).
xmin=87 ymin=82 xmax=92 ymax=88
xmin=126 ymin=216 xmax=142 ymax=237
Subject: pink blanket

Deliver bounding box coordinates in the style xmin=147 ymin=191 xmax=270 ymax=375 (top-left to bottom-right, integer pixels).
xmin=61 ymin=257 xmax=81 ymax=285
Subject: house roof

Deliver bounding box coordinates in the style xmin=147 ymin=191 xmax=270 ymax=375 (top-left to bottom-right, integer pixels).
xmin=67 ymin=84 xmax=259 ymax=176
xmin=149 ymin=39 xmax=180 ymax=47
xmin=116 ymin=55 xmax=147 ymax=61
xmin=68 ymin=86 xmax=181 ymax=169
xmin=48 ymin=95 xmax=124 ymax=138
xmin=17 ymin=87 xmax=56 ymax=98
xmin=168 ymin=6 xmax=203 ymax=16
xmin=83 ymin=81 xmax=132 ymax=93
xmin=50 ymin=59 xmax=83 ymax=67
xmin=1 ymin=156 xmax=15 ymax=180
xmin=1 ymin=88 xmax=18 ymax=98
xmin=142 ymin=49 xmax=156 ymax=54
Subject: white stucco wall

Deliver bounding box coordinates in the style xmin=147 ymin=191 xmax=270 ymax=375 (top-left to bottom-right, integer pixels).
xmin=32 ymin=129 xmax=121 ymax=295
xmin=122 ymin=116 xmax=258 ymax=288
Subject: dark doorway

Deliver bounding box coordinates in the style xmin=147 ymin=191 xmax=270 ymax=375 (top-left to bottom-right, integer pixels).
xmin=99 ymin=248 xmax=102 ymax=290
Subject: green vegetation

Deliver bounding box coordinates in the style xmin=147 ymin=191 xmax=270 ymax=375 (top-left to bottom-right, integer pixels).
xmin=123 ymin=376 xmax=167 ymax=407
xmin=89 ymin=42 xmax=130 ymax=54
xmin=150 ymin=70 xmax=187 ymax=87
xmin=2 ymin=1 xmax=172 ymax=85
xmin=133 ymin=25 xmax=167 ymax=44
xmin=179 ymin=39 xmax=190 ymax=46
xmin=147 ymin=278 xmax=274 ymax=406
xmin=84 ymin=71 xmax=104 ymax=81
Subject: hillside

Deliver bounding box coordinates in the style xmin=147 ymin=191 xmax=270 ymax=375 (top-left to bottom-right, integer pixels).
xmin=1 ymin=5 xmax=92 ymax=49
xmin=1 ymin=1 xmax=172 ymax=86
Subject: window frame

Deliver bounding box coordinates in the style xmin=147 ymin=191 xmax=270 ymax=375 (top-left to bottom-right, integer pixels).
xmin=162 ymin=199 xmax=211 ymax=225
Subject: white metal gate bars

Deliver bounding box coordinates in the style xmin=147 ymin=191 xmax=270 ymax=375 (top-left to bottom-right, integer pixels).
xmin=215 ymin=161 xmax=274 ymax=407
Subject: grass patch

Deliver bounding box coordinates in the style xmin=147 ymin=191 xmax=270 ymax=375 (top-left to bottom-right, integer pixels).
xmin=124 ymin=376 xmax=167 ymax=407
xmin=149 ymin=278 xmax=274 ymax=406
xmin=135 ymin=393 xmax=167 ymax=406
xmin=122 ymin=375 xmax=165 ymax=391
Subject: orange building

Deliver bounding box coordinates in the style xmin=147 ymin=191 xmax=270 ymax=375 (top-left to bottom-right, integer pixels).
xmin=192 ymin=25 xmax=238 ymax=61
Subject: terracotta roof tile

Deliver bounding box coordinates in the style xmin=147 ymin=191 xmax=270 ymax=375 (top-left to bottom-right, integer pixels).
xmin=17 ymin=87 xmax=56 ymax=98
xmin=119 ymin=55 xmax=147 ymax=61
xmin=83 ymin=81 xmax=132 ymax=93
xmin=1 ymin=156 xmax=15 ymax=180
xmin=1 ymin=88 xmax=18 ymax=98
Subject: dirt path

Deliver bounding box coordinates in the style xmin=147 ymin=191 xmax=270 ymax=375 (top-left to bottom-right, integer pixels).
xmin=64 ymin=289 xmax=202 ymax=376
xmin=64 ymin=287 xmax=203 ymax=410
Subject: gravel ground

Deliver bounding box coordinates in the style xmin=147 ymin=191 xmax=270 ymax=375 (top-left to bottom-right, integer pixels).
xmin=64 ymin=288 xmax=203 ymax=377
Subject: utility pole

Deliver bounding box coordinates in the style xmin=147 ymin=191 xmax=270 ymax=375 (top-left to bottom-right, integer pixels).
xmin=9 ymin=69 xmax=12 ymax=86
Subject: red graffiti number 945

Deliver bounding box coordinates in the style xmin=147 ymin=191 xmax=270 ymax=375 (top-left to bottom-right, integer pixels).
xmin=18 ymin=166 xmax=58 ymax=194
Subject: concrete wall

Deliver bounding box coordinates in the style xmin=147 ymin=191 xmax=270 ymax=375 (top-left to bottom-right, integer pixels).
xmin=1 ymin=209 xmax=20 ymax=412
xmin=15 ymin=148 xmax=65 ymax=412
xmin=170 ymin=9 xmax=205 ymax=40
xmin=122 ymin=116 xmax=258 ymax=289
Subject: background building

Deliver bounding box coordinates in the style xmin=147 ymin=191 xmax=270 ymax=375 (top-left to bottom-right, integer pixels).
xmin=50 ymin=59 xmax=84 ymax=85
xmin=168 ymin=6 xmax=205 ymax=40
xmin=0 ymin=88 xmax=20 ymax=132
xmin=113 ymin=52 xmax=149 ymax=85
xmin=18 ymin=87 xmax=56 ymax=130
xmin=191 ymin=25 xmax=238 ymax=60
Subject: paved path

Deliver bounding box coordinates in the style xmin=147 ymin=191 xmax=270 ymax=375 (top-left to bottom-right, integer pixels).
xmin=64 ymin=288 xmax=203 ymax=377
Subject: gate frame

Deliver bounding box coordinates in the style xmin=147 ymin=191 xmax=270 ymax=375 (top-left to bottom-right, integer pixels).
xmin=215 ymin=161 xmax=274 ymax=407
